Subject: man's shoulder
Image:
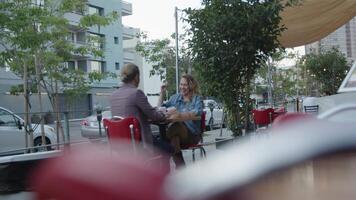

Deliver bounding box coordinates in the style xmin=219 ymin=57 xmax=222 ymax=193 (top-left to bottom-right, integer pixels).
xmin=112 ymin=86 xmax=140 ymax=97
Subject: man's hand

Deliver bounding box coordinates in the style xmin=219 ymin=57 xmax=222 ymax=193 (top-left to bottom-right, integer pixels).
xmin=166 ymin=113 xmax=181 ymax=122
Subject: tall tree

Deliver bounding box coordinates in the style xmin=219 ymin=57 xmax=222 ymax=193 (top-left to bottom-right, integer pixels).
xmin=0 ymin=0 xmax=118 ymax=149
xmin=185 ymin=0 xmax=291 ymax=135
xmin=135 ymin=32 xmax=195 ymax=98
xmin=300 ymin=48 xmax=350 ymax=95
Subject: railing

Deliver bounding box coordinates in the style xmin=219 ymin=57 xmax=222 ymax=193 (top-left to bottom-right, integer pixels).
xmin=0 ymin=109 xmax=105 ymax=157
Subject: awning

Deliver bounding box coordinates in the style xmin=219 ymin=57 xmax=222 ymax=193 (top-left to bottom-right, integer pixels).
xmin=278 ymin=0 xmax=356 ymax=48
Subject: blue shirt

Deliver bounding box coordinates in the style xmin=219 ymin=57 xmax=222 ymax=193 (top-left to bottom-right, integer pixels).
xmin=163 ymin=94 xmax=203 ymax=135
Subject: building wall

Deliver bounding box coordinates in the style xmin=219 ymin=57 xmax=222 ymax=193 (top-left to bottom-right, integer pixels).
xmin=305 ymin=17 xmax=356 ymax=62
xmin=0 ymin=0 xmax=129 ymax=116
xmin=85 ymin=0 xmax=124 ymax=88
xmin=123 ymin=28 xmax=164 ymax=106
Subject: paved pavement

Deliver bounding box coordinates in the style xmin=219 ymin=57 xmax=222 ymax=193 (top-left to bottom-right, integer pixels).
xmin=181 ymin=127 xmax=235 ymax=165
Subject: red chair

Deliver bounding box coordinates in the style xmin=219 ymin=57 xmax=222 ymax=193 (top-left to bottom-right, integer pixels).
xmin=103 ymin=116 xmax=169 ymax=173
xmin=181 ymin=112 xmax=207 ymax=162
xmin=252 ymin=108 xmax=274 ymax=131
xmin=31 ymin=146 xmax=170 ymax=200
xmin=103 ymin=116 xmax=141 ymax=153
xmin=272 ymin=107 xmax=287 ymax=121
xmin=272 ymin=112 xmax=314 ymax=129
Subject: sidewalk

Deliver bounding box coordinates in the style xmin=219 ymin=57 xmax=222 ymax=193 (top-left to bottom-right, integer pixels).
xmin=182 ymin=128 xmax=235 ymax=164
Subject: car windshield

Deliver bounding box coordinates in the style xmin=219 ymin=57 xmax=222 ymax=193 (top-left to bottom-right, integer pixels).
xmin=102 ymin=111 xmax=112 ymax=118
xmin=204 ymin=100 xmax=217 ymax=108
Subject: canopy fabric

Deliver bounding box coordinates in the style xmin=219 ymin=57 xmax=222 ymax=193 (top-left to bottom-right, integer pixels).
xmin=279 ymin=0 xmax=356 ymax=48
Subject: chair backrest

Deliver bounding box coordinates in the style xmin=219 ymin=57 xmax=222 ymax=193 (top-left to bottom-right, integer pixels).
xmin=103 ymin=117 xmax=141 ymax=142
xmin=252 ymin=108 xmax=274 ymax=125
xmin=272 ymin=107 xmax=287 ymax=121
xmin=31 ymin=146 xmax=170 ymax=200
xmin=304 ymin=105 xmax=319 ymax=114
xmin=272 ymin=112 xmax=314 ymax=129
xmin=201 ymin=111 xmax=206 ymax=133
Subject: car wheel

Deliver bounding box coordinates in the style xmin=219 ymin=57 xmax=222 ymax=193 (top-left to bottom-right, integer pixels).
xmin=34 ymin=137 xmax=52 ymax=152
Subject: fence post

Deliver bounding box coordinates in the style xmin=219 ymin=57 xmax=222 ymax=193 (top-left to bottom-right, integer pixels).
xmin=63 ymin=111 xmax=70 ymax=149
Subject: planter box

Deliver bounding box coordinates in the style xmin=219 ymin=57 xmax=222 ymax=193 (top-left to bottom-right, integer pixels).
xmin=215 ymin=137 xmax=234 ymax=150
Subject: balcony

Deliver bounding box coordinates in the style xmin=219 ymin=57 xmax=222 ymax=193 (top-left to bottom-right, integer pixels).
xmin=122 ymin=26 xmax=135 ymax=40
xmin=70 ymin=41 xmax=92 ymax=59
xmin=122 ymin=1 xmax=132 ymax=16
xmin=64 ymin=12 xmax=84 ymax=31
xmin=123 ymin=51 xmax=135 ymax=63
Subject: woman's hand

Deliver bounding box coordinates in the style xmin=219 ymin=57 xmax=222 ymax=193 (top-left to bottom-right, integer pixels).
xmin=160 ymin=83 xmax=167 ymax=94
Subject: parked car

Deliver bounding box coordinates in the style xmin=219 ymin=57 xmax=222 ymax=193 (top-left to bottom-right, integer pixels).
xmin=0 ymin=107 xmax=56 ymax=156
xmin=203 ymin=99 xmax=224 ymax=130
xmin=80 ymin=110 xmax=159 ymax=139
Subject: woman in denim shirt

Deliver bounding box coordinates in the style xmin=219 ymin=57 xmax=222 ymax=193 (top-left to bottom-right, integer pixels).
xmin=158 ymin=74 xmax=203 ymax=168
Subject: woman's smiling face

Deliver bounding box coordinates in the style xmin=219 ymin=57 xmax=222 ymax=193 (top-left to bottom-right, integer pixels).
xmin=179 ymin=77 xmax=190 ymax=97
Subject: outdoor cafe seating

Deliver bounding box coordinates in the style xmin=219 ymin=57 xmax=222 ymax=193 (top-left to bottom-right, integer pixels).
xmin=103 ymin=116 xmax=141 ymax=153
xmin=252 ymin=107 xmax=287 ymax=131
xmin=103 ymin=116 xmax=169 ymax=172
xmin=181 ymin=111 xmax=207 ymax=162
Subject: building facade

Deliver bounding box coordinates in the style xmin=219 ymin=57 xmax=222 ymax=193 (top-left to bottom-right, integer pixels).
xmin=0 ymin=0 xmax=134 ymax=117
xmin=123 ymin=28 xmax=164 ymax=106
xmin=305 ymin=17 xmax=356 ymax=62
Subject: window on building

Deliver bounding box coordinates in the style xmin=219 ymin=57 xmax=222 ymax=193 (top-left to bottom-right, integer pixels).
xmin=88 ymin=32 xmax=104 ymax=49
xmin=32 ymin=0 xmax=44 ymax=7
xmin=90 ymin=60 xmax=105 ymax=73
xmin=67 ymin=61 xmax=75 ymax=70
xmin=76 ymin=32 xmax=86 ymax=44
xmin=78 ymin=60 xmax=87 ymax=72
xmin=114 ymin=37 xmax=119 ymax=44
xmin=88 ymin=5 xmax=104 ymax=16
xmin=115 ymin=62 xmax=120 ymax=70
xmin=101 ymin=62 xmax=107 ymax=73
xmin=66 ymin=32 xmax=75 ymax=43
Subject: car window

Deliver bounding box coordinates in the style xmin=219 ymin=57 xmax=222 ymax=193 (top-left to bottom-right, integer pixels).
xmin=204 ymin=100 xmax=217 ymax=108
xmin=0 ymin=109 xmax=17 ymax=127
xmin=102 ymin=111 xmax=112 ymax=118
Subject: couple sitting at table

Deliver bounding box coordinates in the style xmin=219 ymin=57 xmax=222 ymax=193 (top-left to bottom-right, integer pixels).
xmin=110 ymin=63 xmax=203 ymax=168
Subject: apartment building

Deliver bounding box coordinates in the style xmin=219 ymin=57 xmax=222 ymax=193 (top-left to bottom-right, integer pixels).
xmin=123 ymin=28 xmax=164 ymax=106
xmin=305 ymin=17 xmax=356 ymax=62
xmin=0 ymin=0 xmax=135 ymax=116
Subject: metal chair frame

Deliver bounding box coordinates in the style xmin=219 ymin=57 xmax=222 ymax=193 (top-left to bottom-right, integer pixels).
xmin=182 ymin=112 xmax=207 ymax=162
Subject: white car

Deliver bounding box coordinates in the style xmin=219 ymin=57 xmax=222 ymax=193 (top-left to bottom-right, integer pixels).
xmin=0 ymin=107 xmax=57 ymax=156
xmin=80 ymin=110 xmax=160 ymax=139
xmin=203 ymin=100 xmax=224 ymax=130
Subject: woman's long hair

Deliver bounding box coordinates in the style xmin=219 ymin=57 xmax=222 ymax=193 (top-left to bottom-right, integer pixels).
xmin=181 ymin=74 xmax=199 ymax=95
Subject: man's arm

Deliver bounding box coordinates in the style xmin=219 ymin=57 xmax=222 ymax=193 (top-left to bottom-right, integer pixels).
xmin=136 ymin=90 xmax=166 ymax=122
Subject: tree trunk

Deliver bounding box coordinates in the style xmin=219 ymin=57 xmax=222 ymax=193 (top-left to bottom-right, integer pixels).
xmin=35 ymin=54 xmax=46 ymax=147
xmin=244 ymin=79 xmax=251 ymax=133
xmin=55 ymin=80 xmax=65 ymax=145
xmin=23 ymin=62 xmax=29 ymax=152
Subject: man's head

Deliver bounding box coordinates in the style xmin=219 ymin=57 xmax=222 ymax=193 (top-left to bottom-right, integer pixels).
xmin=121 ymin=63 xmax=140 ymax=87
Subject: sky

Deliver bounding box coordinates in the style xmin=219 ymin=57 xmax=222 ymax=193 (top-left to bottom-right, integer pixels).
xmin=124 ymin=0 xmax=202 ymax=40
xmin=124 ymin=0 xmax=305 ymax=67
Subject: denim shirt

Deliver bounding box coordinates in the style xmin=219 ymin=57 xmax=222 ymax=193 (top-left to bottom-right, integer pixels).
xmin=163 ymin=94 xmax=203 ymax=135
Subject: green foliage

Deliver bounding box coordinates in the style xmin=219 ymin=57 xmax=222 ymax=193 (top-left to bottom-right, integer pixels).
xmin=0 ymin=0 xmax=118 ymax=108
xmin=253 ymin=49 xmax=300 ymax=104
xmin=185 ymin=0 xmax=287 ymax=135
xmin=300 ymin=48 xmax=350 ymax=95
xmin=135 ymin=32 xmax=195 ymax=97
